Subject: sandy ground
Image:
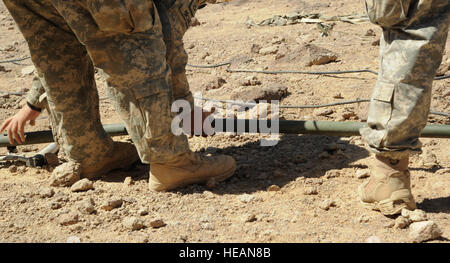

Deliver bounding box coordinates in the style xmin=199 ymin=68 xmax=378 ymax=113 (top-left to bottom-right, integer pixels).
xmin=0 ymin=0 xmax=449 ymax=243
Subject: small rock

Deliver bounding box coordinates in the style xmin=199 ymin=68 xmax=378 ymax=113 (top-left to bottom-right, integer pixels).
xmin=420 ymin=150 xmax=439 ymax=168
xmin=0 ymin=65 xmax=10 ymax=72
xmin=200 ymin=52 xmax=210 ymax=59
xmin=324 ymin=170 xmax=340 ymax=179
xmin=358 ymin=214 xmax=370 ymax=223
xmin=21 ymin=65 xmax=35 ymax=75
xmin=101 ymin=198 xmax=123 ymax=211
xmin=59 ymin=212 xmax=79 ymax=226
xmin=271 ymin=36 xmax=285 ymax=44
xmin=365 ymin=29 xmax=376 ymax=37
xmin=202 ymin=190 xmax=215 ymax=198
xmin=242 ymin=213 xmax=257 ymax=223
xmin=371 ymin=38 xmax=380 ymax=46
xmin=8 ymin=165 xmax=17 ymax=173
xmin=394 ymin=216 xmax=410 ymax=229
xmin=49 ymin=201 xmax=62 ymax=210
xmin=203 ymin=75 xmax=226 ymax=90
xmin=301 ymin=44 xmax=338 ymax=66
xmin=267 ymin=185 xmax=281 ymax=192
xmin=384 ymin=221 xmax=395 ymax=228
xmin=239 ymin=194 xmax=256 ymax=203
xmin=205 ymin=56 xmax=214 ymax=64
xmin=200 ymin=222 xmax=215 ymax=231
xmin=402 ymin=209 xmax=427 ymax=222
xmin=319 ymin=199 xmax=336 ymax=210
xmin=436 ymin=59 xmax=450 ymax=76
xmin=123 ymin=217 xmax=145 ymax=231
xmin=314 ymin=108 xmax=334 ymax=116
xmin=123 ymin=197 xmax=137 ymax=203
xmin=77 ymin=198 xmax=95 ymax=215
xmin=49 ymin=161 xmax=81 ymax=187
xmin=410 ymin=210 xmax=428 ymax=222
xmin=3 ymin=44 xmax=15 ymax=51
xmin=250 ymin=43 xmax=261 ymax=54
xmin=303 ymin=186 xmax=318 ymax=195
xmin=356 ymin=170 xmax=370 ymax=179
xmin=401 ymin=209 xmax=412 ymax=218
xmin=409 ymin=221 xmax=442 ymax=243
xmin=231 ymin=82 xmax=288 ymax=102
xmin=39 ymin=187 xmax=55 ymax=198
xmin=436 ymin=168 xmax=450 ymax=175
xmin=341 ymin=111 xmax=357 ymax=120
xmin=150 ymin=219 xmax=166 ymax=228
xmin=138 ymin=207 xmax=148 ymax=216
xmin=70 ymin=178 xmax=94 ymax=192
xmin=66 ymin=236 xmax=81 ymax=243
xmin=200 ymin=215 xmax=210 ymax=223
xmin=259 ymin=46 xmax=278 ymax=55
xmin=241 ymin=75 xmax=261 ymax=86
xmin=17 ymin=166 xmax=27 ymax=173
xmin=366 ymin=236 xmax=381 ymax=243
xmin=123 ymin=177 xmax=134 ymax=186
xmin=333 ymin=93 xmax=343 ymax=99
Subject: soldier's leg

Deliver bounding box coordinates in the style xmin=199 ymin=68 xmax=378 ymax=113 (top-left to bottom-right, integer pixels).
xmin=361 ymin=0 xmax=449 ymax=156
xmin=156 ymin=0 xmax=197 ymax=105
xmin=359 ymin=0 xmax=450 ymax=215
xmin=3 ymin=0 xmax=117 ymax=169
xmin=51 ymin=0 xmax=235 ymax=191
xmin=50 ymin=0 xmax=191 ymax=164
xmin=157 ymin=0 xmax=215 ymax=136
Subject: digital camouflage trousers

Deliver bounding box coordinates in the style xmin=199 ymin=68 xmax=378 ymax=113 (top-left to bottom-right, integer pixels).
xmin=361 ymin=0 xmax=450 ymax=159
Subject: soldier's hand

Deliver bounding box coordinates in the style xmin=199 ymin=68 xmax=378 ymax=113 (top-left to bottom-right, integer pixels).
xmin=0 ymin=104 xmax=41 ymax=145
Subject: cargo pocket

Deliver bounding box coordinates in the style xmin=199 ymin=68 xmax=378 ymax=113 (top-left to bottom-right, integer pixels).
xmin=124 ymin=77 xmax=173 ymax=158
xmin=370 ymin=81 xmax=395 ymax=127
xmin=365 ymin=0 xmax=412 ymax=27
xmin=87 ymin=0 xmax=156 ymax=33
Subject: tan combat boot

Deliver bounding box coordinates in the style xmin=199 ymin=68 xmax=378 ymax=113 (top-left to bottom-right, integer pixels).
xmin=149 ymin=152 xmax=236 ymax=191
xmin=82 ymin=141 xmax=140 ymax=179
xmin=359 ymin=155 xmax=416 ymax=215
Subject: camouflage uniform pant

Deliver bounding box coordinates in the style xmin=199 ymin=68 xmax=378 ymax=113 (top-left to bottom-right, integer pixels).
xmin=360 ymin=0 xmax=450 ymax=159
xmin=4 ymin=0 xmax=201 ymax=165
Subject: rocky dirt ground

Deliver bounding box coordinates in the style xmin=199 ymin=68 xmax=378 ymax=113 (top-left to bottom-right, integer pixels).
xmin=0 ymin=0 xmax=449 ymax=243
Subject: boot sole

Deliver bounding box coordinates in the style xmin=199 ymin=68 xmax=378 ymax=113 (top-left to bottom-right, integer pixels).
xmin=358 ymin=186 xmax=416 ymax=215
xmin=149 ymin=161 xmax=237 ymax=192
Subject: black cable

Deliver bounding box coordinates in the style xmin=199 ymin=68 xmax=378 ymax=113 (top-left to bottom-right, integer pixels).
xmin=186 ymin=62 xmax=449 ymax=80
xmin=1 ymin=57 xmax=449 ymax=80
xmin=434 ymin=75 xmax=450 ymax=80
xmin=226 ymin=67 xmax=379 ymax=76
xmin=430 ymin=111 xmax=450 ymax=117
xmin=0 ymin=56 xmax=31 ymax=64
xmin=0 ymin=91 xmax=26 ymax=96
xmin=186 ymin=62 xmax=231 ymax=68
